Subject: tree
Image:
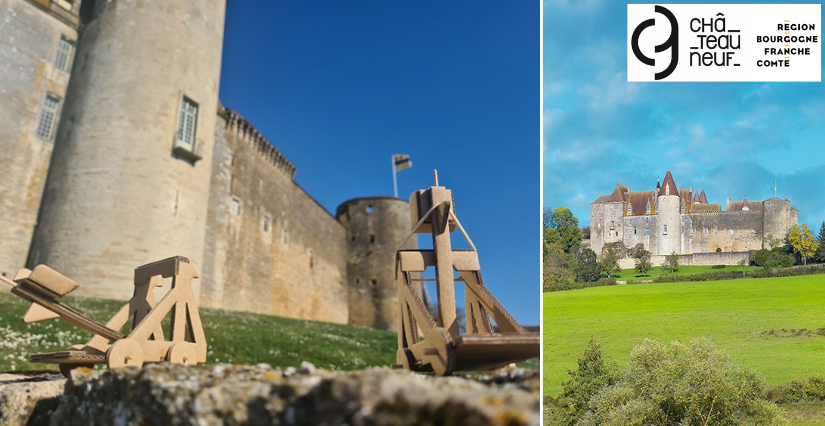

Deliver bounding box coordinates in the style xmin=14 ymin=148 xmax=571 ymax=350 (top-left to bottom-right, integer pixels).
xmin=574 ymin=248 xmax=601 ymax=283
xmin=543 ymin=241 xmax=575 ymax=291
xmin=632 ymin=245 xmax=652 ymax=277
xmin=557 ymin=339 xmax=620 ymax=426
xmin=788 ymin=223 xmax=819 ymax=265
xmin=664 ymin=251 xmax=679 ymax=273
xmin=544 ymin=207 xmax=582 ymax=253
xmin=815 ymin=221 xmax=825 ymax=264
xmin=601 ymin=246 xmax=619 ymax=278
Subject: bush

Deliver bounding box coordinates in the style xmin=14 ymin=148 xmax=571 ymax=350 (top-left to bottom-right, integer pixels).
xmin=775 ymin=376 xmax=825 ymax=403
xmin=752 ymin=248 xmax=794 ymax=268
xmin=653 ymin=264 xmax=825 ymax=283
xmin=716 ymin=247 xmax=722 ymax=252
xmin=578 ymin=338 xmax=784 ymax=426
xmin=711 ymin=264 xmax=726 ymax=269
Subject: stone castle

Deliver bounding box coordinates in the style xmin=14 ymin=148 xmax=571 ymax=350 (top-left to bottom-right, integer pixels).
xmin=590 ymin=170 xmax=798 ymax=263
xmin=0 ymin=0 xmax=426 ymax=331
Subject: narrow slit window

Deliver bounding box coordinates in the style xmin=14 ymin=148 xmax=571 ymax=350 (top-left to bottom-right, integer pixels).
xmin=230 ymin=198 xmax=240 ymax=215
xmin=263 ymin=216 xmax=270 ymax=232
xmin=37 ymin=96 xmax=60 ymax=139
xmin=55 ymin=38 xmax=73 ymax=72
xmin=177 ymin=97 xmax=198 ymax=150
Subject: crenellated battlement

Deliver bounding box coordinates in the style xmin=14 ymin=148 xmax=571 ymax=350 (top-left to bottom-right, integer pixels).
xmin=219 ymin=108 xmax=297 ymax=179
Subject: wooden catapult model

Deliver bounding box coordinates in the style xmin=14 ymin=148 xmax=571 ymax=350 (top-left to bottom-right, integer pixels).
xmin=393 ymin=172 xmax=540 ymax=376
xmin=0 ymin=256 xmax=206 ymax=377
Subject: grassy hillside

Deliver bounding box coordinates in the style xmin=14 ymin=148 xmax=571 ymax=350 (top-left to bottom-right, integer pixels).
xmin=613 ymin=264 xmax=757 ymax=281
xmin=0 ymin=292 xmax=537 ymax=373
xmin=543 ymin=274 xmax=825 ymax=396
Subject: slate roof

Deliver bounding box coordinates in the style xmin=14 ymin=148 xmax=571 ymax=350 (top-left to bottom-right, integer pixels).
xmin=660 ymin=171 xmax=678 ymax=197
xmin=727 ymin=199 xmax=763 ymax=212
xmin=691 ymin=203 xmax=721 ymax=213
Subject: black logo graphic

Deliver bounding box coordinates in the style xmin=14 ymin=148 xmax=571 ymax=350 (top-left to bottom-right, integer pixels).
xmin=631 ymin=5 xmax=679 ymax=80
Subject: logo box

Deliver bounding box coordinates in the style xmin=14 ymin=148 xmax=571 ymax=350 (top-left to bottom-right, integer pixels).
xmin=628 ymin=4 xmax=821 ymax=81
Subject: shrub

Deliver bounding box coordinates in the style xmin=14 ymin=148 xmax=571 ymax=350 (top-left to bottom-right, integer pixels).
xmin=664 ymin=252 xmax=679 ymax=273
xmin=716 ymin=247 xmax=722 ymax=252
xmin=775 ymin=375 xmax=825 ymax=403
xmin=711 ymin=264 xmax=726 ymax=269
xmin=578 ymin=338 xmax=784 ymax=426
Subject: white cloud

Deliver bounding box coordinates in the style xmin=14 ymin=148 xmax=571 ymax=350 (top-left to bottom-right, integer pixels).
xmin=579 ymin=72 xmax=640 ymax=109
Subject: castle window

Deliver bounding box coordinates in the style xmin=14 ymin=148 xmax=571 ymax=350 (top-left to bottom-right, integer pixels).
xmin=663 ymin=225 xmax=668 ymax=235
xmin=369 ymin=235 xmax=375 ymax=244
xmin=230 ymin=198 xmax=240 ymax=215
xmin=177 ymin=97 xmax=198 ymax=149
xmin=634 ymin=227 xmax=637 ymax=235
xmin=644 ymin=228 xmax=650 ymax=235
xmin=610 ymin=221 xmax=615 ymax=230
xmin=263 ymin=215 xmax=271 ymax=232
xmin=37 ymin=96 xmax=60 ymax=139
xmin=704 ymin=228 xmax=708 ymax=235
xmin=54 ymin=38 xmax=74 ymax=72
xmin=367 ymin=205 xmax=374 ymax=214
xmin=371 ymin=279 xmax=378 ymax=287
xmin=308 ymin=249 xmax=314 ymax=269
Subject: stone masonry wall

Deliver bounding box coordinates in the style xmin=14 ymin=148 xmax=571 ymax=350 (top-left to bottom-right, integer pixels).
xmin=201 ymin=112 xmax=348 ymax=324
xmin=0 ymin=0 xmax=77 ymax=281
xmin=688 ymin=211 xmax=763 ymax=253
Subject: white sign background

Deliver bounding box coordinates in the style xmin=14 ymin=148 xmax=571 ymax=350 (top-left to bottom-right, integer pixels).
xmin=628 ymin=4 xmax=821 ymax=81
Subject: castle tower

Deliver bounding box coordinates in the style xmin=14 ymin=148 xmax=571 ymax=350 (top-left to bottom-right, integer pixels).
xmin=29 ymin=0 xmax=226 ymax=300
xmin=657 ymin=171 xmax=682 ymax=255
xmin=762 ymin=198 xmax=798 ymax=248
xmin=336 ymin=197 xmax=420 ymax=331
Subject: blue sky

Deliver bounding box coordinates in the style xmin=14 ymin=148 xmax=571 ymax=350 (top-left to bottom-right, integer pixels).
xmin=219 ymin=2 xmax=540 ymax=325
xmin=544 ymin=0 xmax=825 ymax=229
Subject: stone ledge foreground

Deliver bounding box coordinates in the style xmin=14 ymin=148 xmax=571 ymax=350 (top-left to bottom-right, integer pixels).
xmin=0 ymin=364 xmax=539 ymax=425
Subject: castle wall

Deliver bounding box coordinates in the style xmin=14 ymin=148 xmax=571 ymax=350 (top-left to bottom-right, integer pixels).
xmin=688 ymin=212 xmax=763 ymax=253
xmin=0 ymin=0 xmax=77 ymax=281
xmin=337 ymin=197 xmax=418 ymax=331
xmin=589 ymin=202 xmax=605 ymax=254
xmin=28 ymin=0 xmax=226 ymax=300
xmin=622 ymin=215 xmax=656 ymax=253
xmin=200 ymin=112 xmax=348 ymax=324
xmin=592 ymin=202 xmax=624 ymax=254
xmin=617 ymin=251 xmax=749 ymax=270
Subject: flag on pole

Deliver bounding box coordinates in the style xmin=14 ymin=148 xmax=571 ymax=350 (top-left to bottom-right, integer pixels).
xmin=393 ymin=154 xmax=412 ymax=172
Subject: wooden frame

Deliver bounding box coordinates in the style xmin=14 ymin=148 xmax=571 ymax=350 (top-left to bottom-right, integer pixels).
xmin=393 ymin=172 xmax=540 ymax=375
xmin=1 ymin=256 xmax=207 ymax=377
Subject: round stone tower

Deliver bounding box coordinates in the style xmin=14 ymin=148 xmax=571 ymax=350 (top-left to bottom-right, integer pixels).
xmin=28 ymin=0 xmax=226 ymax=300
xmin=657 ymin=171 xmax=682 ymax=255
xmin=336 ymin=197 xmax=420 ymax=331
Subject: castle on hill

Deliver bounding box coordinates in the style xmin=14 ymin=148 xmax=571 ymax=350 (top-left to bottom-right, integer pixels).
xmin=590 ymin=170 xmax=798 ymax=260
xmin=0 ymin=0 xmax=425 ymax=331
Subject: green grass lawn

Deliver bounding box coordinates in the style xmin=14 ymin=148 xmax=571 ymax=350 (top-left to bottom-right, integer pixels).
xmin=0 ymin=292 xmax=537 ymax=373
xmin=612 ymin=264 xmax=758 ymax=281
xmin=543 ymin=274 xmax=825 ymax=397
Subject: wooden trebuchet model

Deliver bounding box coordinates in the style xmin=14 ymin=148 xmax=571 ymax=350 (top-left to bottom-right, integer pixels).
xmin=0 ymin=256 xmax=206 ymax=378
xmin=393 ymin=172 xmax=540 ymax=376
